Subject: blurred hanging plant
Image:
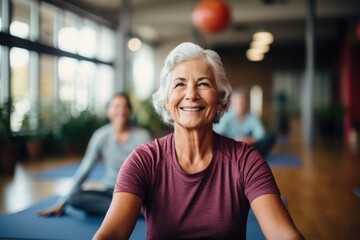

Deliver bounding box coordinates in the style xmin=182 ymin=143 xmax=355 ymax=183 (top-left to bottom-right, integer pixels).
xmin=0 ymin=98 xmax=18 ymax=174
xmin=0 ymin=98 xmax=13 ymax=146
xmin=58 ymin=109 xmax=108 ymax=155
xmin=130 ymin=93 xmax=170 ymax=138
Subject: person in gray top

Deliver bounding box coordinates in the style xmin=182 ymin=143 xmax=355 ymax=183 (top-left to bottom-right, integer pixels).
xmin=38 ymin=92 xmax=152 ymax=216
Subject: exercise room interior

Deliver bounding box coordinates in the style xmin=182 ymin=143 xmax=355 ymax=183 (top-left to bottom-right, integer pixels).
xmin=1 ymin=0 xmax=360 ymax=239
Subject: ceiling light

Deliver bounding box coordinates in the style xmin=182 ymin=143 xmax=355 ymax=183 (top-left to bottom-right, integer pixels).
xmin=246 ymin=49 xmax=264 ymax=62
xmin=128 ymin=37 xmax=142 ymax=52
xmin=250 ymin=41 xmax=270 ymax=53
xmin=253 ymin=31 xmax=274 ymax=44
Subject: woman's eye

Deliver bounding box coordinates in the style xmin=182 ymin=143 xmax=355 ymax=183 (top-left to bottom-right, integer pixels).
xmin=174 ymin=82 xmax=184 ymax=88
xmin=199 ymin=82 xmax=210 ymax=87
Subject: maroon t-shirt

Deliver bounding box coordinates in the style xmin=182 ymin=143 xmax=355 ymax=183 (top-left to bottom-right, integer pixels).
xmin=115 ymin=132 xmax=280 ymax=239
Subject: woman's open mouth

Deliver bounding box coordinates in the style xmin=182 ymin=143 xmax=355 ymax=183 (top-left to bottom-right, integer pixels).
xmin=180 ymin=107 xmax=205 ymax=112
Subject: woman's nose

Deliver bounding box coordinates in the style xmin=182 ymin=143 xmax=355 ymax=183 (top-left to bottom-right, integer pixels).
xmin=185 ymin=85 xmax=199 ymax=101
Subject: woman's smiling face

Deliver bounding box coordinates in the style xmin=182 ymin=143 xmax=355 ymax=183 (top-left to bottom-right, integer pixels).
xmin=107 ymin=96 xmax=131 ymax=127
xmin=166 ymin=58 xmax=220 ymax=130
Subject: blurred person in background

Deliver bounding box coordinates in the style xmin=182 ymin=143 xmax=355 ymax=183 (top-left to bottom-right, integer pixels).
xmin=38 ymin=92 xmax=152 ymax=216
xmin=214 ymin=87 xmax=276 ymax=157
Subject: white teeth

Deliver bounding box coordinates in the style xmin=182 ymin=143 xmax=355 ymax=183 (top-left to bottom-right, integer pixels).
xmin=181 ymin=107 xmax=202 ymax=111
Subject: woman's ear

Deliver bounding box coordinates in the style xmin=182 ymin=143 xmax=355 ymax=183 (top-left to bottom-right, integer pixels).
xmin=216 ymin=103 xmax=222 ymax=112
xmin=216 ymin=93 xmax=224 ymax=112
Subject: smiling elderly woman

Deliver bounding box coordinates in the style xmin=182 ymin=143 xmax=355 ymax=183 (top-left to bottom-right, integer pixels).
xmin=93 ymin=42 xmax=303 ymax=240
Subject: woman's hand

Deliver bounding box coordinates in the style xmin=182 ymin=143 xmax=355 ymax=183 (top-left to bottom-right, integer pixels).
xmin=37 ymin=201 xmax=65 ymax=217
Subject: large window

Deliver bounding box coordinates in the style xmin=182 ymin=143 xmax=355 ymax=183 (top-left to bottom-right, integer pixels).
xmin=1 ymin=0 xmax=117 ymax=132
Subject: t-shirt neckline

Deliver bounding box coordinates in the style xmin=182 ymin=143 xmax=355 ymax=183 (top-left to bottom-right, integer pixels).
xmin=170 ymin=132 xmax=219 ymax=179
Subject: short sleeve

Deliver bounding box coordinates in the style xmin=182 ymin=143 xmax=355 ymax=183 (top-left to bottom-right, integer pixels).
xmin=242 ymin=147 xmax=280 ymax=203
xmin=114 ymin=146 xmax=153 ymax=200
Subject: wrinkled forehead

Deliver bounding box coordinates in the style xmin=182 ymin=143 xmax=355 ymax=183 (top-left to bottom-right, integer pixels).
xmin=169 ymin=59 xmax=215 ymax=82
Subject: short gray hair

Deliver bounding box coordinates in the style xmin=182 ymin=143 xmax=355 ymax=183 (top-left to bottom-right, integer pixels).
xmin=152 ymin=42 xmax=232 ymax=126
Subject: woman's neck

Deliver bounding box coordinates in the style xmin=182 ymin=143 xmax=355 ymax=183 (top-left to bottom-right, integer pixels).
xmin=174 ymin=126 xmax=214 ymax=174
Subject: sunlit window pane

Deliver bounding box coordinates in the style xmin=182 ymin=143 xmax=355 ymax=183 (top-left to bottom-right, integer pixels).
xmin=132 ymin=44 xmax=155 ymax=101
xmin=95 ymin=64 xmax=114 ymax=114
xmin=97 ymin=26 xmax=115 ymax=62
xmin=78 ymin=20 xmax=97 ymax=58
xmin=10 ymin=0 xmax=30 ymax=39
xmin=58 ymin=12 xmax=79 ymax=53
xmin=76 ymin=61 xmax=96 ymax=111
xmin=58 ymin=57 xmax=78 ymax=105
xmin=40 ymin=2 xmax=57 ymax=47
xmin=40 ymin=54 xmax=55 ymax=126
xmin=10 ymin=47 xmax=30 ymax=131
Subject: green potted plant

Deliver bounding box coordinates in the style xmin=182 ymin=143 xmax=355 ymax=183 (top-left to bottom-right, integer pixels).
xmin=20 ymin=112 xmax=49 ymax=161
xmin=0 ymin=98 xmax=18 ymax=174
xmin=59 ymin=109 xmax=107 ymax=156
xmin=130 ymin=95 xmax=170 ymax=138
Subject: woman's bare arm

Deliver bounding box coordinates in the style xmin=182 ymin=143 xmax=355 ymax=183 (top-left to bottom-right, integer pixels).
xmin=93 ymin=192 xmax=142 ymax=240
xmin=251 ymin=194 xmax=304 ymax=240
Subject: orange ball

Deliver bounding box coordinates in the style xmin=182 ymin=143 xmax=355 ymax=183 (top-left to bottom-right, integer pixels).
xmin=192 ymin=0 xmax=231 ymax=34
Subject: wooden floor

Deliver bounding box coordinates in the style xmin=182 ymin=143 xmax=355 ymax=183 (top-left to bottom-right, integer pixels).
xmin=1 ymin=133 xmax=360 ymax=239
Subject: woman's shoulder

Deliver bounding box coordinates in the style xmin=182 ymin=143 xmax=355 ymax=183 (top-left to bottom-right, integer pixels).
xmin=135 ymin=132 xmax=172 ymax=150
xmin=131 ymin=132 xmax=173 ymax=160
xmin=214 ymin=132 xmax=260 ymax=161
xmin=90 ymin=123 xmax=112 ymax=139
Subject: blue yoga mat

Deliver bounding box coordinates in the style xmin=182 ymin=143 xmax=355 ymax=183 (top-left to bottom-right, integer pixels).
xmin=266 ymin=153 xmax=302 ymax=167
xmin=0 ymin=196 xmax=266 ymax=240
xmin=0 ymin=196 xmax=146 ymax=240
xmin=34 ymin=153 xmax=301 ymax=180
xmin=34 ymin=162 xmax=105 ymax=180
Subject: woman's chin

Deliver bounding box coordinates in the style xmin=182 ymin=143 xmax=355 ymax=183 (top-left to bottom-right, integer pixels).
xmin=175 ymin=121 xmax=212 ymax=131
